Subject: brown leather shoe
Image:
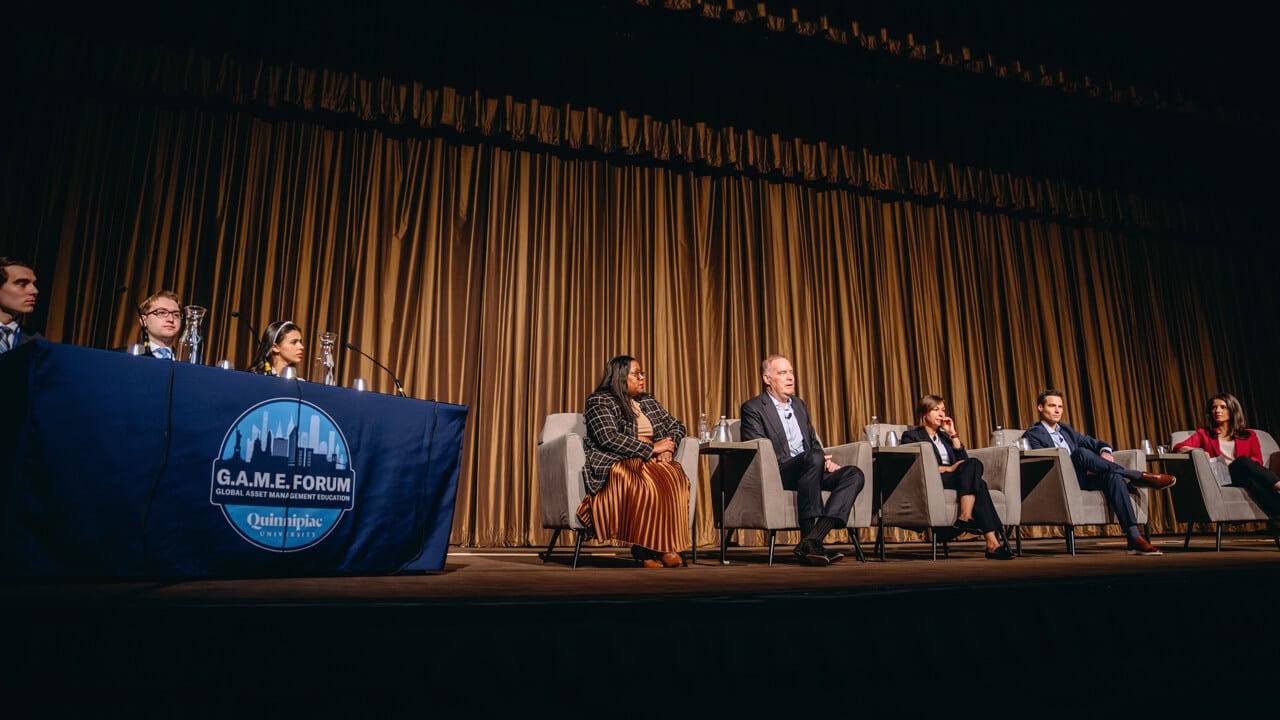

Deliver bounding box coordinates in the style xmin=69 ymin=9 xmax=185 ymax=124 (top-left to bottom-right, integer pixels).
xmin=1126 ymin=536 xmax=1163 ymax=555
xmin=659 ymin=552 xmax=682 ymax=567
xmin=1136 ymin=472 xmax=1176 ymax=489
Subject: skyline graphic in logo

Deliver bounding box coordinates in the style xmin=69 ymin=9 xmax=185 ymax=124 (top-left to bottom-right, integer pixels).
xmin=210 ymin=398 xmax=356 ymax=552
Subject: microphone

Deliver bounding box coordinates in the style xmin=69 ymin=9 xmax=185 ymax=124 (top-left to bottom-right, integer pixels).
xmin=230 ymin=310 xmax=260 ymax=342
xmin=345 ymin=342 xmax=406 ymax=397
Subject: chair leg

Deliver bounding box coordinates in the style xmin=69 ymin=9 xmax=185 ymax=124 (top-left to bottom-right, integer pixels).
xmin=767 ymin=530 xmax=777 ymax=567
xmin=720 ymin=527 xmax=730 ymax=565
xmin=540 ymin=528 xmax=562 ymax=563
xmin=690 ymin=528 xmax=697 ymax=565
xmin=876 ymin=508 xmax=886 ymax=561
xmin=1065 ymin=524 xmax=1076 ymax=556
xmin=1215 ymin=522 xmax=1223 ymax=552
xmin=850 ymin=528 xmax=866 ymax=563
xmin=571 ymin=530 xmax=585 ymax=568
xmin=1015 ymin=526 xmax=1022 ymax=555
xmin=930 ymin=530 xmax=937 ymax=561
xmin=1183 ymin=522 xmax=1193 ymax=549
xmin=997 ymin=525 xmax=1015 ymax=556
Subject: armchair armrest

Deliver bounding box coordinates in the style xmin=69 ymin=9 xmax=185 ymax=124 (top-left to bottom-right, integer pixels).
xmin=1110 ymin=448 xmax=1147 ymax=473
xmin=675 ymin=437 xmax=700 ymax=527
xmin=536 ymin=432 xmax=587 ymax=528
xmin=968 ymin=445 xmax=1019 ymax=495
xmin=968 ymin=445 xmax=1020 ymax=525
xmin=827 ymin=440 xmax=874 ymax=527
xmin=826 ymin=440 xmax=871 ymax=471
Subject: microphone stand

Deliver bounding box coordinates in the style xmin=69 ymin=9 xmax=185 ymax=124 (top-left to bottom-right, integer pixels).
xmin=118 ymin=284 xmax=148 ymax=352
xmin=230 ymin=310 xmax=261 ymax=342
xmin=345 ymin=342 xmax=407 ymax=397
xmin=230 ymin=311 xmax=261 ymax=369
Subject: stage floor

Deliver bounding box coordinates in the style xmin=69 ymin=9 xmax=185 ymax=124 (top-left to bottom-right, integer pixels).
xmin=6 ymin=534 xmax=1280 ymax=715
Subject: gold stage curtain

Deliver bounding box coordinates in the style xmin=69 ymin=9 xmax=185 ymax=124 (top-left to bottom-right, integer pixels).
xmin=5 ymin=40 xmax=1278 ymax=548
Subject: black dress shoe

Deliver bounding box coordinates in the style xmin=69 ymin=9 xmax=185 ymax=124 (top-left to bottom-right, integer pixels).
xmin=824 ymin=548 xmax=845 ymax=564
xmin=953 ymin=518 xmax=983 ymax=536
xmin=984 ymin=546 xmax=1016 ymax=560
xmin=793 ymin=540 xmax=830 ymax=566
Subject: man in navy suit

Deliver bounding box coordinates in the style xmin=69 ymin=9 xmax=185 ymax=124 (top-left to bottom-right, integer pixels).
xmin=740 ymin=354 xmax=865 ymax=566
xmin=1023 ymin=389 xmax=1175 ymax=555
xmin=0 ymin=257 xmax=40 ymax=354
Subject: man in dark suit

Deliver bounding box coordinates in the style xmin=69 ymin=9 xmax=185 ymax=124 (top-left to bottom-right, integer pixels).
xmin=0 ymin=257 xmax=40 ymax=353
xmin=131 ymin=290 xmax=184 ymax=359
xmin=740 ymin=354 xmax=865 ymax=566
xmin=1023 ymin=388 xmax=1175 ymax=555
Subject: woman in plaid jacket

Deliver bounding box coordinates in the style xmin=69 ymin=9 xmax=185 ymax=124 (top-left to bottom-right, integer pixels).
xmin=577 ymin=355 xmax=690 ymax=568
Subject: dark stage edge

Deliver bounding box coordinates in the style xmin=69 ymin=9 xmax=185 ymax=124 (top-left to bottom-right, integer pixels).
xmin=4 ymin=535 xmax=1279 ymax=716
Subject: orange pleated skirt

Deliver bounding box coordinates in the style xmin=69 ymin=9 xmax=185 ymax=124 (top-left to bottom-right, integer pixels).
xmin=577 ymin=458 xmax=690 ymax=554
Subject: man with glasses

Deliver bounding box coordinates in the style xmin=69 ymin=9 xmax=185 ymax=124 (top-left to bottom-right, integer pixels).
xmin=739 ymin=354 xmax=865 ymax=566
xmin=0 ymin=257 xmax=40 ymax=354
xmin=133 ymin=291 xmax=184 ymax=360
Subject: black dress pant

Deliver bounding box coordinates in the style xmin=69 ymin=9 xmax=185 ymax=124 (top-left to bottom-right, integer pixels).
xmin=1228 ymin=456 xmax=1280 ymax=517
xmin=777 ymin=447 xmax=864 ymax=524
xmin=940 ymin=458 xmax=1001 ymax=532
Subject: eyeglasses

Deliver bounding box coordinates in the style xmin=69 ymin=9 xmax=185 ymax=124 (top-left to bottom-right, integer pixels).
xmin=629 ymin=371 xmax=646 ymax=378
xmin=145 ymin=309 xmax=182 ymax=320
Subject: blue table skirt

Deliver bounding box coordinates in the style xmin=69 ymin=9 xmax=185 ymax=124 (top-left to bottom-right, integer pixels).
xmin=0 ymin=340 xmax=467 ymax=577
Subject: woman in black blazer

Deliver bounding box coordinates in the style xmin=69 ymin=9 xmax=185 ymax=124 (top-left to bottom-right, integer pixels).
xmin=900 ymin=394 xmax=1014 ymax=560
xmin=577 ymin=355 xmax=690 ymax=568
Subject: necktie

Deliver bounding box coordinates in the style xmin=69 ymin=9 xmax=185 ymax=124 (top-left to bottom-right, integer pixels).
xmin=153 ymin=346 xmax=173 ymax=360
xmin=0 ymin=326 xmax=13 ymax=354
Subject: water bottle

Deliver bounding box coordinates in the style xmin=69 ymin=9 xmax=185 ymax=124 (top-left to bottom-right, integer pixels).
xmin=714 ymin=415 xmax=730 ymax=442
xmin=994 ymin=425 xmax=1005 ymax=447
xmin=869 ymin=415 xmax=879 ymax=448
xmin=698 ymin=413 xmax=710 ymax=443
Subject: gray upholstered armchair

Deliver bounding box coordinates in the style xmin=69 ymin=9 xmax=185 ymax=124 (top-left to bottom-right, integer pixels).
xmin=1164 ymin=429 xmax=1280 ymax=551
xmin=535 ymin=412 xmax=699 ymax=567
xmin=706 ymin=419 xmax=873 ymax=566
xmin=1005 ymin=428 xmax=1151 ymax=555
xmin=865 ymin=423 xmax=1020 ymax=559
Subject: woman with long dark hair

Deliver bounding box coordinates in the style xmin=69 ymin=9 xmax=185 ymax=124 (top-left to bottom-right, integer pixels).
xmin=900 ymin=394 xmax=1014 ymax=559
xmin=577 ymin=355 xmax=690 ymax=568
xmin=1173 ymin=393 xmax=1280 ymax=522
xmin=250 ymin=320 xmax=305 ymax=376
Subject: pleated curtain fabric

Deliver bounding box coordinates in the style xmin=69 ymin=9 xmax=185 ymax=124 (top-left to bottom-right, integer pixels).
xmin=5 ymin=34 xmax=1279 ymax=548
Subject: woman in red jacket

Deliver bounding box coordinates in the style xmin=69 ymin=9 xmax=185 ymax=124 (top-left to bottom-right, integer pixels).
xmin=1173 ymin=393 xmax=1280 ymax=522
